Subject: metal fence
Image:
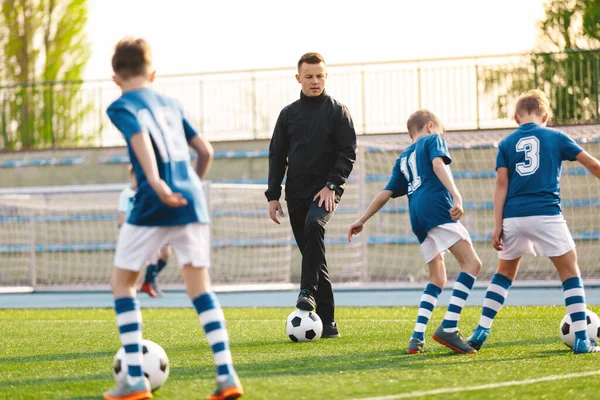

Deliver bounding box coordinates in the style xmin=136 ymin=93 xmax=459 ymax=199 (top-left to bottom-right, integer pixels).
xmin=1 ymin=50 xmax=599 ymax=149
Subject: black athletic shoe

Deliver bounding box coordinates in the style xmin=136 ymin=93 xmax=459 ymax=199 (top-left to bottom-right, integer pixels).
xmin=322 ymin=321 xmax=341 ymax=338
xmin=296 ymin=289 xmax=316 ymax=311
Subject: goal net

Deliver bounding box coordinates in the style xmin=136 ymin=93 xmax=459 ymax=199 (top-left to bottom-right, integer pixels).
xmin=1 ymin=125 xmax=600 ymax=291
xmin=352 ymin=125 xmax=600 ymax=285
xmin=0 ymin=183 xmax=293 ymax=290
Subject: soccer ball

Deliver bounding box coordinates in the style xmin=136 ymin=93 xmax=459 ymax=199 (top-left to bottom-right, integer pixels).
xmin=113 ymin=339 xmax=170 ymax=391
xmin=286 ymin=310 xmax=323 ymax=342
xmin=559 ymin=310 xmax=600 ymax=349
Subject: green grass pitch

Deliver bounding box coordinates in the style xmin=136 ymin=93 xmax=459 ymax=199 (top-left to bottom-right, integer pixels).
xmin=1 ymin=306 xmax=599 ymax=399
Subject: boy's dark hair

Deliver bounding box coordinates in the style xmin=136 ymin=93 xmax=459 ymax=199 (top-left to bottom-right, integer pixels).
xmin=297 ymin=52 xmax=325 ymax=71
xmin=112 ymin=37 xmax=152 ymax=80
xmin=406 ymin=109 xmax=443 ymax=138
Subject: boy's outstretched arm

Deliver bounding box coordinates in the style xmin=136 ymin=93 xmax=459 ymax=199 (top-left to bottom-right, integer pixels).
xmin=348 ymin=190 xmax=393 ymax=242
xmin=189 ymin=135 xmax=214 ymax=180
xmin=130 ymin=133 xmax=188 ymax=207
xmin=492 ymin=167 xmax=509 ymax=251
xmin=576 ymin=150 xmax=600 ymax=178
xmin=432 ymin=157 xmax=463 ymax=220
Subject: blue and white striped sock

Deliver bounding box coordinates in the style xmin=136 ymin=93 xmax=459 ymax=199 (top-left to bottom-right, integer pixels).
xmin=478 ymin=273 xmax=512 ymax=329
xmin=193 ymin=292 xmax=236 ymax=381
xmin=114 ymin=297 xmax=143 ymax=380
xmin=442 ymin=272 xmax=476 ymax=332
xmin=563 ymin=276 xmax=588 ymax=342
xmin=412 ymin=283 xmax=442 ymax=341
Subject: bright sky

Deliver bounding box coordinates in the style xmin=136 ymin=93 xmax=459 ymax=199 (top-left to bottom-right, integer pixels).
xmin=85 ymin=0 xmax=547 ymax=80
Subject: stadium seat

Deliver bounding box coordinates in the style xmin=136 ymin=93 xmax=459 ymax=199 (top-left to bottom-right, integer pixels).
xmin=0 ymin=157 xmax=84 ymax=168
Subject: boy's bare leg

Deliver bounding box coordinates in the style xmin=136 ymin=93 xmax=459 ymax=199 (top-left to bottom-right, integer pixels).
xmin=111 ymin=268 xmax=140 ymax=298
xmin=182 ymin=265 xmax=212 ymax=298
xmin=549 ymin=249 xmax=580 ymax=281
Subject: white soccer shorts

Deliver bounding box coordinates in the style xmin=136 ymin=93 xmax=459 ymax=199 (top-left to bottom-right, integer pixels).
xmin=420 ymin=222 xmax=472 ymax=263
xmin=115 ymin=223 xmax=211 ymax=271
xmin=498 ymin=215 xmax=575 ymax=260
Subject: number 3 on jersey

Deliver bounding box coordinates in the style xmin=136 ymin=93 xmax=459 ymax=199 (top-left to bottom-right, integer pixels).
xmin=515 ymin=136 xmax=540 ymax=176
xmin=400 ymin=152 xmax=422 ymax=194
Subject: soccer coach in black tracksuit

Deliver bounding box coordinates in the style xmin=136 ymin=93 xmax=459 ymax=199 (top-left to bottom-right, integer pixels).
xmin=265 ymin=52 xmax=357 ymax=338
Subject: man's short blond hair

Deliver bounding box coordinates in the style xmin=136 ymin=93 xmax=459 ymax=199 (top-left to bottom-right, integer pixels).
xmin=406 ymin=109 xmax=443 ymax=138
xmin=515 ymin=89 xmax=551 ymax=118
xmin=112 ymin=37 xmax=152 ymax=80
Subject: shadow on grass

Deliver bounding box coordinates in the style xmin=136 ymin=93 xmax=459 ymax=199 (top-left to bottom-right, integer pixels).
xmin=0 ymin=373 xmax=108 ymax=388
xmin=166 ymin=339 xmax=286 ymax=351
xmin=532 ymin=348 xmax=572 ymax=356
xmin=473 ymin=336 xmax=564 ymax=350
xmin=0 ymin=338 xmax=571 ymax=391
xmin=162 ymin=344 xmax=565 ymax=383
xmin=0 ymin=350 xmax=113 ymax=364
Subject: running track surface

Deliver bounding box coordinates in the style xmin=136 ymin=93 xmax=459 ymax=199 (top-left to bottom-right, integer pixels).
xmin=2 ymin=287 xmax=600 ymax=309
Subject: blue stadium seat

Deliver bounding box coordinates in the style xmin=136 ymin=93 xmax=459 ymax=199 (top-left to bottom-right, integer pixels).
xmin=100 ymin=155 xmax=130 ymax=164
xmin=0 ymin=157 xmax=84 ymax=168
xmin=0 ymin=160 xmax=25 ymax=168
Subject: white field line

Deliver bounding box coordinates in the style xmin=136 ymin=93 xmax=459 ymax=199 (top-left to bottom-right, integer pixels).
xmin=354 ymin=370 xmax=600 ymax=400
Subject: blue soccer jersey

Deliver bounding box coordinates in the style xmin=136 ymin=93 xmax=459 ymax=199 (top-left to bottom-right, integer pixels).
xmin=496 ymin=122 xmax=583 ymax=219
xmin=107 ymin=88 xmax=209 ymax=226
xmin=385 ymin=134 xmax=454 ymax=243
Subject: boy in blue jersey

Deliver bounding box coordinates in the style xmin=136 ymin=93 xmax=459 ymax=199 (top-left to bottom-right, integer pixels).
xmin=348 ymin=110 xmax=482 ymax=354
xmin=118 ymin=165 xmax=171 ymax=298
xmin=104 ymin=38 xmax=243 ymax=400
xmin=467 ymin=90 xmax=600 ymax=354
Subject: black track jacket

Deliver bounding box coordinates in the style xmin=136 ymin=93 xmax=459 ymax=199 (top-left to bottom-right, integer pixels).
xmin=265 ymin=90 xmax=357 ymax=204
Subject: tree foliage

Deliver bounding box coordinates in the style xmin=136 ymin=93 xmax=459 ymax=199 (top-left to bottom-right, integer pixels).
xmin=0 ymin=0 xmax=91 ymax=150
xmin=482 ymin=0 xmax=600 ymax=125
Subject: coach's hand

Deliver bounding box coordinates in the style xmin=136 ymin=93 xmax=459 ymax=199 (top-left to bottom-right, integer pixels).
xmin=492 ymin=226 xmax=503 ymax=251
xmin=153 ymin=179 xmax=188 ymax=208
xmin=450 ymin=194 xmax=463 ymax=220
xmin=347 ymin=220 xmax=364 ymax=242
xmin=269 ymin=200 xmax=284 ymax=224
xmin=314 ymin=186 xmax=336 ymax=212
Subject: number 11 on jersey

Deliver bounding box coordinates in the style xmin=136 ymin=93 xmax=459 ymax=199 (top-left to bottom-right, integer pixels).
xmin=400 ymin=152 xmax=422 ymax=194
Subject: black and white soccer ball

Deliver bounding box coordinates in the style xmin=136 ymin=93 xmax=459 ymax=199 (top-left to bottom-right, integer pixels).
xmin=286 ymin=310 xmax=323 ymax=342
xmin=113 ymin=339 xmax=170 ymax=391
xmin=559 ymin=309 xmax=600 ymax=349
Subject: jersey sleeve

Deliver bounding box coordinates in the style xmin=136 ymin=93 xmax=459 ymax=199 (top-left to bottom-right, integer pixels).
xmin=559 ymin=132 xmax=583 ymax=161
xmin=384 ymin=158 xmax=409 ymax=198
xmin=428 ymin=134 xmax=452 ymax=164
xmin=107 ymin=101 xmax=144 ymax=141
xmin=496 ymin=141 xmax=508 ymax=169
xmin=182 ymin=116 xmax=198 ymax=141
xmin=118 ymin=189 xmax=131 ymax=212
xmin=174 ymin=100 xmax=198 ymax=141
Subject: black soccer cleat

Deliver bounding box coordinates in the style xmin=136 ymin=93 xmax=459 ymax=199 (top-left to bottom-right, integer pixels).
xmin=296 ymin=289 xmax=316 ymax=311
xmin=321 ymin=321 xmax=341 ymax=338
